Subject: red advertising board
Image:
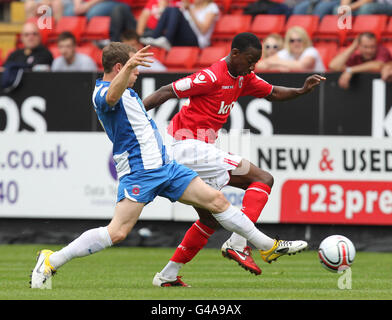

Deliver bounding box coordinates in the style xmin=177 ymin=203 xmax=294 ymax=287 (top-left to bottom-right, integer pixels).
xmin=281 ymin=180 xmax=392 ymax=225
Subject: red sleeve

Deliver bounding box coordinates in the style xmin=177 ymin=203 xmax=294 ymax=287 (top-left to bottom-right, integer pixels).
xmin=172 ymin=69 xmax=218 ymax=98
xmin=241 ymin=72 xmax=273 ymax=98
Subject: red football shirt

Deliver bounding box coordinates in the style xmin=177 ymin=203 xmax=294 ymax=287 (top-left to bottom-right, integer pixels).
xmin=169 ymin=59 xmax=273 ymax=143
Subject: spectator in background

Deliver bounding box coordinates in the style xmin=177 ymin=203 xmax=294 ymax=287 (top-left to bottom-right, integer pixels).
xmin=136 ymin=0 xmax=181 ymax=37
xmin=381 ymin=61 xmax=392 ymax=82
xmin=329 ymin=32 xmax=392 ymax=89
xmin=255 ymin=33 xmax=283 ymax=71
xmin=108 ymin=2 xmax=137 ymax=42
xmin=64 ymin=0 xmax=134 ymax=21
xmin=25 ymin=0 xmax=65 ymax=22
xmin=292 ymin=0 xmax=340 ymax=19
xmin=333 ymin=0 xmax=392 ymax=16
xmin=51 ymin=31 xmax=97 ymax=71
xmin=262 ymin=33 xmax=284 ymax=59
xmin=4 ymin=21 xmax=53 ymax=70
xmin=121 ymin=30 xmax=167 ymax=72
xmin=140 ymin=0 xmax=220 ymax=51
xmin=256 ymin=26 xmax=325 ymax=73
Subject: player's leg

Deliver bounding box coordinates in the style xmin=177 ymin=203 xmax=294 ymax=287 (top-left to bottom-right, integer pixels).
xmin=30 ymin=199 xmax=144 ymax=289
xmin=224 ymin=158 xmax=273 ymax=250
xmin=155 ymin=207 xmax=218 ymax=285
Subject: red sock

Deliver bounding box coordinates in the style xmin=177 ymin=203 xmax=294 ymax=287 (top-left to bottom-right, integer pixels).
xmin=170 ymin=220 xmax=215 ymax=264
xmin=241 ymin=181 xmax=271 ymax=223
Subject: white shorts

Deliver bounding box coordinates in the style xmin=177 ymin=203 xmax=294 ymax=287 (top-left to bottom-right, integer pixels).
xmin=168 ymin=138 xmax=242 ymax=190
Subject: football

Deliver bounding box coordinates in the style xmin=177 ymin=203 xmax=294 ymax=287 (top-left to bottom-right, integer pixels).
xmin=318 ymin=235 xmax=356 ymax=272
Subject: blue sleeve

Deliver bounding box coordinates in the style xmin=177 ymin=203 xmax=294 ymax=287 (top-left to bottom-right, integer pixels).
xmin=94 ymin=85 xmax=121 ymax=113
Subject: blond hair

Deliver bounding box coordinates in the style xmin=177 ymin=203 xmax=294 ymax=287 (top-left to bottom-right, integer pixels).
xmin=262 ymin=33 xmax=284 ymax=58
xmin=284 ymin=26 xmax=312 ymax=54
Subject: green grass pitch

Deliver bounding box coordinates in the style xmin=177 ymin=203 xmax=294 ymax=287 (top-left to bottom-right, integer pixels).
xmin=1 ymin=244 xmax=391 ymax=300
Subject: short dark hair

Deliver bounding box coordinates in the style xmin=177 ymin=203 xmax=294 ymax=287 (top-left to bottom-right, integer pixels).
xmin=231 ymin=32 xmax=262 ymax=52
xmin=102 ymin=42 xmax=136 ymax=73
xmin=121 ymin=29 xmax=140 ymax=43
xmin=358 ymin=32 xmax=377 ymax=42
xmin=57 ymin=31 xmax=76 ymax=44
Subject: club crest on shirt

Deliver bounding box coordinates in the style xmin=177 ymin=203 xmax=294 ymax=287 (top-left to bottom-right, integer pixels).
xmin=238 ymin=76 xmax=243 ymax=88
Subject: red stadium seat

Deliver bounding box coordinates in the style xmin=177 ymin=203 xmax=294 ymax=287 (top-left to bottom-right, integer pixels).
xmin=47 ymin=16 xmax=87 ymax=43
xmin=211 ymin=14 xmax=252 ymax=44
xmin=250 ymin=15 xmax=286 ymax=39
xmin=381 ymin=17 xmax=392 ymax=42
xmin=48 ymin=45 xmax=60 ymax=58
xmin=164 ymin=46 xmax=200 ymax=70
xmin=347 ymin=15 xmax=388 ymax=43
xmin=148 ymin=46 xmax=166 ymax=63
xmin=285 ymin=15 xmax=319 ymax=38
xmin=82 ymin=16 xmax=110 ymax=41
xmin=314 ymin=42 xmax=338 ymax=70
xmin=313 ymin=15 xmax=349 ymax=46
xmin=196 ymin=46 xmax=229 ymax=68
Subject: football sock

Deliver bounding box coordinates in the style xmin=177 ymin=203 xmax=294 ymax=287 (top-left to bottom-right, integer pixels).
xmin=213 ymin=205 xmax=274 ymax=251
xmin=49 ymin=226 xmax=112 ymax=269
xmin=161 ymin=220 xmax=215 ymax=279
xmin=229 ymin=182 xmax=271 ymax=249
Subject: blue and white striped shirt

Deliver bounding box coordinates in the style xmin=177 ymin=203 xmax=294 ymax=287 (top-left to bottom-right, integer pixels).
xmin=92 ymin=79 xmax=168 ymax=179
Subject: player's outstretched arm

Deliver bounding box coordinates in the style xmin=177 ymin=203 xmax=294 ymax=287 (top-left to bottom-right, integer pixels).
xmin=143 ymin=84 xmax=177 ymax=111
xmin=266 ymin=74 xmax=326 ymax=101
xmin=106 ymin=46 xmax=153 ymax=106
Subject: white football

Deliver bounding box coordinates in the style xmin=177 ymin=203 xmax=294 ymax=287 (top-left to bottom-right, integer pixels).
xmin=318 ymin=235 xmax=356 ymax=272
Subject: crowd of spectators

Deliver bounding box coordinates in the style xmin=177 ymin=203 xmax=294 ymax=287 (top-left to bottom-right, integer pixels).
xmin=0 ymin=0 xmax=392 ymax=86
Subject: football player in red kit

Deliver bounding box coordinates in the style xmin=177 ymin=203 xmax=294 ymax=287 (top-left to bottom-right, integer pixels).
xmin=143 ymin=32 xmax=325 ymax=286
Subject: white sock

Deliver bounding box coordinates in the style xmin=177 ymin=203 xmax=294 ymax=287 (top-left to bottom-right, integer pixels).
xmin=160 ymin=261 xmax=184 ymax=280
xmin=213 ymin=205 xmax=274 ymax=251
xmin=228 ymin=233 xmax=247 ymax=250
xmin=49 ymin=226 xmax=112 ymax=269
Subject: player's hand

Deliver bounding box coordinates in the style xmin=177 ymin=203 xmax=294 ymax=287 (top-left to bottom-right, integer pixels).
xmin=338 ymin=71 xmax=352 ymax=89
xmin=302 ymin=74 xmax=326 ymax=93
xmin=126 ymin=45 xmax=154 ymax=70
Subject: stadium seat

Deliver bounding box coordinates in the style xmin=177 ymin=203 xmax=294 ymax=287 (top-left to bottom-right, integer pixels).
xmin=47 ymin=16 xmax=87 ymax=43
xmin=211 ymin=14 xmax=252 ymax=44
xmin=314 ymin=42 xmax=338 ymax=70
xmin=313 ymin=15 xmax=349 ymax=46
xmin=196 ymin=46 xmax=229 ymax=68
xmin=10 ymin=1 xmax=25 ymax=23
xmin=82 ymin=16 xmax=110 ymax=41
xmin=250 ymin=15 xmax=286 ymax=39
xmin=285 ymin=15 xmax=319 ymax=38
xmin=148 ymin=46 xmax=166 ymax=63
xmin=347 ymin=15 xmax=388 ymax=43
xmin=381 ymin=17 xmax=392 ymax=42
xmin=214 ymin=0 xmax=232 ymax=14
xmin=164 ymin=46 xmax=199 ymax=70
xmin=48 ymin=45 xmax=61 ymax=59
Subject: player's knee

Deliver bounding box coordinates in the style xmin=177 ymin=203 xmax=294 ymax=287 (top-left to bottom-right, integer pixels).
xmin=253 ymin=170 xmax=274 ymax=188
xmin=210 ymin=190 xmax=230 ymax=213
xmin=110 ymin=229 xmax=128 ymax=244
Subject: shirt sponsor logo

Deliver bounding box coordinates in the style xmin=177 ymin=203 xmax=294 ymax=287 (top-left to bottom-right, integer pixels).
xmin=193 ymin=73 xmax=207 ymax=84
